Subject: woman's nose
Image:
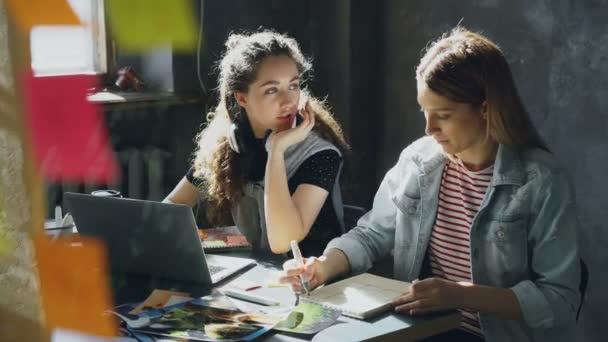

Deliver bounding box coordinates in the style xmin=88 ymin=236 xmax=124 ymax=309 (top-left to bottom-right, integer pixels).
xmin=279 ymin=90 xmax=298 ymax=108
xmin=425 ymin=115 xmax=438 ymax=135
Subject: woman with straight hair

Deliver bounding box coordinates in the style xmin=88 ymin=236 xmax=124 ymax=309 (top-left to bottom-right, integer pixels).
xmin=281 ymin=27 xmax=580 ymax=341
xmin=165 ymin=30 xmax=350 ymax=257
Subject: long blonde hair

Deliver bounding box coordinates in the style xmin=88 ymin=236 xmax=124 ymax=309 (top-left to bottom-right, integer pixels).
xmin=192 ymin=31 xmax=350 ymax=223
xmin=416 ymin=26 xmax=549 ymax=151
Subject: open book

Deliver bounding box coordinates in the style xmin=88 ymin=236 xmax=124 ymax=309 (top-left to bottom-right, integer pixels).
xmin=301 ymin=273 xmax=411 ymax=320
xmin=199 ymin=226 xmax=252 ymax=252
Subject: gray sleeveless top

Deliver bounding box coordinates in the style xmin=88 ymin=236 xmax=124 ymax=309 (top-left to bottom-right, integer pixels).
xmin=230 ymin=132 xmax=345 ymax=251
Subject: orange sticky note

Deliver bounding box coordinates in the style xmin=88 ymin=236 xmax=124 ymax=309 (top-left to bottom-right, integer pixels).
xmin=5 ymin=0 xmax=81 ymax=32
xmin=33 ymin=234 xmax=118 ymax=337
xmin=106 ymin=0 xmax=198 ymax=52
xmin=22 ymin=71 xmax=119 ymax=184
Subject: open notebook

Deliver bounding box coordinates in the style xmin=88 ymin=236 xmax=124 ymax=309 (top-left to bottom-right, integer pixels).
xmin=301 ymin=273 xmax=411 ymax=320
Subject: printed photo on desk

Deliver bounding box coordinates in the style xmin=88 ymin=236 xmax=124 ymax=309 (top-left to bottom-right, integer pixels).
xmin=200 ymin=226 xmax=252 ymax=252
xmin=201 ymin=291 xmax=341 ymax=335
xmin=125 ymin=298 xmax=283 ymax=341
xmin=273 ymin=302 xmax=341 ymax=335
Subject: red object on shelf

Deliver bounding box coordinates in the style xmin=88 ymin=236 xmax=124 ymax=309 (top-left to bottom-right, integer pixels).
xmin=115 ymin=66 xmax=145 ymax=91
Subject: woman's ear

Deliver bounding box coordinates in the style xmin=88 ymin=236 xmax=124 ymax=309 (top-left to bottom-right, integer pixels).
xmin=234 ymin=91 xmax=248 ymax=108
xmin=481 ymin=100 xmax=488 ymax=120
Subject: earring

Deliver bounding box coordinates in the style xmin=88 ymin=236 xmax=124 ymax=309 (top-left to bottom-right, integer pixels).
xmin=227 ymin=121 xmax=241 ymax=153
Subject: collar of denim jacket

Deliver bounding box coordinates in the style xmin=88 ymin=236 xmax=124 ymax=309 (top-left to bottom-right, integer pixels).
xmin=491 ymin=144 xmax=525 ymax=186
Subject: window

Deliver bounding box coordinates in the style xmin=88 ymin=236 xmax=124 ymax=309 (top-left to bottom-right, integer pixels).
xmin=30 ymin=0 xmax=107 ymax=76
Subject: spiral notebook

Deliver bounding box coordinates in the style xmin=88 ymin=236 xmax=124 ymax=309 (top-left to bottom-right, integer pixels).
xmin=301 ymin=273 xmax=411 ymax=320
xmin=199 ymin=226 xmax=252 ymax=252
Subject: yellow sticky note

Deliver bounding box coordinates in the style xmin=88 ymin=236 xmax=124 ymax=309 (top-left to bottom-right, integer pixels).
xmin=106 ymin=0 xmax=198 ymax=52
xmin=0 ymin=229 xmax=16 ymax=257
xmin=33 ymin=233 xmax=118 ymax=337
xmin=0 ymin=203 xmax=16 ymax=257
xmin=5 ymin=0 xmax=81 ymax=32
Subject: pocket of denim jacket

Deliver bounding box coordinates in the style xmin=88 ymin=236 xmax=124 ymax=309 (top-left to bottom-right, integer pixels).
xmin=483 ymin=218 xmax=529 ymax=277
xmin=485 ymin=217 xmax=527 ymax=243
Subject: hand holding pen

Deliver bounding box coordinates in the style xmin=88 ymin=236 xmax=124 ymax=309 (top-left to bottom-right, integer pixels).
xmin=280 ymin=241 xmax=327 ymax=294
xmin=290 ymin=240 xmax=310 ymax=295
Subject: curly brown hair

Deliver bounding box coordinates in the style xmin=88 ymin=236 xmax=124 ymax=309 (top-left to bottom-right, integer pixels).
xmin=192 ymin=31 xmax=350 ymax=224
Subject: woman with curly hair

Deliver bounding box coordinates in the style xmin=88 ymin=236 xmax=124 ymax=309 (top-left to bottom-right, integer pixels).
xmin=164 ymin=30 xmax=350 ymax=256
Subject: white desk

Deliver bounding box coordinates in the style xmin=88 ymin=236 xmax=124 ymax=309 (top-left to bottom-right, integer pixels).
xmin=220 ymin=256 xmax=460 ymax=342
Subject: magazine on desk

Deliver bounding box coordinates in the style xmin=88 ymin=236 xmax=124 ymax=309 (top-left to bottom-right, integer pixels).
xmin=200 ymin=226 xmax=252 ymax=252
xmin=114 ymin=297 xmax=282 ymax=341
xmin=110 ymin=290 xmax=343 ymax=340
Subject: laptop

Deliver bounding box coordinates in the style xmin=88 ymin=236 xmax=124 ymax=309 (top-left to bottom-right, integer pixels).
xmin=63 ymin=193 xmax=255 ymax=288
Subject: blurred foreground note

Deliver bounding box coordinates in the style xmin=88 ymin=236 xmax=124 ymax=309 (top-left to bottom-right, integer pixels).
xmin=0 ymin=230 xmax=14 ymax=257
xmin=0 ymin=306 xmax=49 ymax=342
xmin=0 ymin=200 xmax=16 ymax=258
xmin=22 ymin=72 xmax=119 ymax=184
xmin=106 ymin=0 xmax=197 ymax=52
xmin=33 ymin=233 xmax=118 ymax=337
xmin=5 ymin=0 xmax=81 ymax=32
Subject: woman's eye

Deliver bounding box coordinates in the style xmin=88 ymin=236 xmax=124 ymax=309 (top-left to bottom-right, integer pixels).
xmin=438 ymin=114 xmax=450 ymax=120
xmin=289 ymin=83 xmax=300 ymax=91
xmin=264 ymin=87 xmax=278 ymax=95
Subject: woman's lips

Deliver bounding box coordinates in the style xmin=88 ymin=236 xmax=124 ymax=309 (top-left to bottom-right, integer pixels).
xmin=278 ymin=114 xmax=295 ymax=122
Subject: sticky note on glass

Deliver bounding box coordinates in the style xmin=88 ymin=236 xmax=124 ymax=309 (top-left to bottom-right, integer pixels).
xmin=0 ymin=306 xmax=49 ymax=341
xmin=106 ymin=0 xmax=197 ymax=52
xmin=33 ymin=234 xmax=117 ymax=337
xmin=5 ymin=0 xmax=81 ymax=32
xmin=0 ymin=229 xmax=16 ymax=257
xmin=22 ymin=71 xmax=119 ymax=184
xmin=0 ymin=203 xmax=16 ymax=258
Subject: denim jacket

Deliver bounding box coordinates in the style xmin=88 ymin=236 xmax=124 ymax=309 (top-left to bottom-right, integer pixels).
xmin=326 ymin=136 xmax=580 ymax=342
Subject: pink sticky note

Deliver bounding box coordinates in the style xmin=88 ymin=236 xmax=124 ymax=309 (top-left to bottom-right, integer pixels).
xmin=22 ymin=72 xmax=119 ymax=184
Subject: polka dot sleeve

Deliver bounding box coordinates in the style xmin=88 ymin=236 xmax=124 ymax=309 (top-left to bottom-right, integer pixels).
xmin=290 ymin=150 xmax=342 ymax=192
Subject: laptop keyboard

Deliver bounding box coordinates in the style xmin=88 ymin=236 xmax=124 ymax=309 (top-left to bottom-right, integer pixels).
xmin=208 ymin=264 xmax=226 ymax=275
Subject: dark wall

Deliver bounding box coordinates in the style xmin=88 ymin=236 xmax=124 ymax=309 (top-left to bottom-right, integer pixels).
xmin=103 ymin=101 xmax=203 ymax=199
xmin=381 ymin=1 xmax=607 ymax=340
xmin=194 ymin=0 xmax=311 ymax=95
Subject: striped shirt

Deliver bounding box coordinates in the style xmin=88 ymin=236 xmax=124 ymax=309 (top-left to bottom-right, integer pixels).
xmin=429 ymin=159 xmax=494 ymax=337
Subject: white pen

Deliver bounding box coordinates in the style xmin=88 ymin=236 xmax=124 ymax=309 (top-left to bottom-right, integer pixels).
xmin=290 ymin=240 xmax=310 ymax=295
xmin=222 ymin=288 xmax=281 ymax=306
